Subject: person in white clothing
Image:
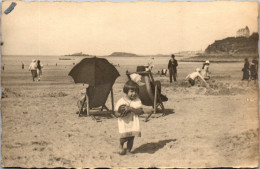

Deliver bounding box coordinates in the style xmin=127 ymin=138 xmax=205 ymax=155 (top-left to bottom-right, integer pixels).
xmin=201 ymin=60 xmax=210 ymax=80
xmin=185 ymin=68 xmax=209 ymax=87
xmin=115 ymin=80 xmax=144 ymax=155
xmin=29 ymin=59 xmax=38 ymax=81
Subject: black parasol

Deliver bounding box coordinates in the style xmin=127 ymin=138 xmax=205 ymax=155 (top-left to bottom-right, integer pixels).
xmin=68 ymin=57 xmax=120 ymax=86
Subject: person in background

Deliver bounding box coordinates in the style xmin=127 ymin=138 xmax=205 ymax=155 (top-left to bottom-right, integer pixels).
xmin=185 ymin=68 xmax=209 ymax=87
xmin=168 ymin=54 xmax=178 ymax=83
xmin=29 ymin=59 xmax=37 ymax=81
xmin=36 ymin=60 xmax=43 ymax=81
xmin=252 ymin=57 xmax=258 ymax=79
xmin=114 ymin=80 xmax=144 ymax=155
xmin=201 ymin=60 xmax=210 ymax=80
xmin=249 ymin=61 xmax=257 ymax=81
xmin=242 ymin=58 xmax=250 ymax=81
xmin=147 ymin=57 xmax=154 ymax=71
xmin=22 ymin=62 xmax=24 ymax=69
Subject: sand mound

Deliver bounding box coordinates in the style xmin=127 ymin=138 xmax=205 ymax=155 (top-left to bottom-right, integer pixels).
xmin=205 ymin=80 xmax=246 ymax=95
xmin=2 ymin=88 xmax=22 ymax=98
xmin=217 ymin=129 xmax=258 ymax=161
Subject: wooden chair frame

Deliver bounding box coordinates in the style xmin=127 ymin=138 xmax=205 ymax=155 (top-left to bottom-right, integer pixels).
xmin=126 ymin=70 xmax=165 ymax=121
xmin=79 ymin=87 xmax=115 ymax=118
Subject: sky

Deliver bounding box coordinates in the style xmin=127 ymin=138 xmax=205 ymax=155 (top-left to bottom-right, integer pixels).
xmin=1 ymin=1 xmax=259 ymax=56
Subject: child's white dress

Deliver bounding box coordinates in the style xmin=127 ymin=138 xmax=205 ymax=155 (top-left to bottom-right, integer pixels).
xmin=115 ymin=96 xmax=142 ymax=138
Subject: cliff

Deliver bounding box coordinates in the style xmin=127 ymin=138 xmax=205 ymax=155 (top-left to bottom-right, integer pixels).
xmin=205 ymin=33 xmax=258 ymax=54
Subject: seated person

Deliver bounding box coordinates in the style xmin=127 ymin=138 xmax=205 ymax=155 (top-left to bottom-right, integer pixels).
xmin=130 ymin=73 xmax=168 ymax=102
xmin=77 ymin=89 xmax=87 ymax=114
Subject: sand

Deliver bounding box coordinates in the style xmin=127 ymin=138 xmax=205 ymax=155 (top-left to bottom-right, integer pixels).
xmin=1 ymin=56 xmax=259 ymax=168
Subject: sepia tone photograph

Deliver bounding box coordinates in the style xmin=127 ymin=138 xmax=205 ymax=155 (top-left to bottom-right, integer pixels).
xmin=1 ymin=1 xmax=259 ymax=168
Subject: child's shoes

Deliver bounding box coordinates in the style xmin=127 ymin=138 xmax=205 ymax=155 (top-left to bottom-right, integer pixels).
xmin=118 ymin=149 xmax=126 ymax=155
xmin=126 ymin=149 xmax=133 ymax=155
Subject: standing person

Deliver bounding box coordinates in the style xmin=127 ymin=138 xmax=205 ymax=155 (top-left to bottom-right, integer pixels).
xmin=36 ymin=60 xmax=43 ymax=81
xmin=185 ymin=68 xmax=209 ymax=87
xmin=168 ymin=54 xmax=178 ymax=83
xmin=114 ymin=80 xmax=144 ymax=155
xmin=29 ymin=59 xmax=37 ymax=81
xmin=249 ymin=62 xmax=257 ymax=81
xmin=252 ymin=57 xmax=258 ymax=79
xmin=22 ymin=62 xmax=24 ymax=69
xmin=242 ymin=58 xmax=250 ymax=80
xmin=201 ymin=60 xmax=210 ymax=80
xmin=147 ymin=57 xmax=154 ymax=71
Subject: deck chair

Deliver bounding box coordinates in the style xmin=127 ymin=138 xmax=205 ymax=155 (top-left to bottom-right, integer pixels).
xmin=78 ymin=83 xmax=115 ymax=118
xmin=126 ymin=66 xmax=168 ymax=121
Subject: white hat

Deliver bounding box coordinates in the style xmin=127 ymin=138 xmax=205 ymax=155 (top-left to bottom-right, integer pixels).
xmin=205 ymin=60 xmax=210 ymax=64
xmin=130 ymin=73 xmax=142 ymax=83
xmin=196 ymin=68 xmax=201 ymax=72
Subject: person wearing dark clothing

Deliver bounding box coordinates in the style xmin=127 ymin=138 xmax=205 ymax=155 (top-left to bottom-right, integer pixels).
xmin=252 ymin=57 xmax=258 ymax=79
xmin=242 ymin=58 xmax=250 ymax=80
xmin=36 ymin=60 xmax=43 ymax=81
xmin=22 ymin=63 xmax=24 ymax=69
xmin=168 ymin=54 xmax=178 ymax=83
xmin=250 ymin=62 xmax=257 ymax=80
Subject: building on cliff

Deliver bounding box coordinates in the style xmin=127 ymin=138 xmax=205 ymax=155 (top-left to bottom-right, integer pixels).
xmin=236 ymin=26 xmax=250 ymax=38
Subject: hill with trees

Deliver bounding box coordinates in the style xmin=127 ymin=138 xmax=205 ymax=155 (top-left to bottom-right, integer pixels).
xmin=205 ymin=33 xmax=258 ymax=54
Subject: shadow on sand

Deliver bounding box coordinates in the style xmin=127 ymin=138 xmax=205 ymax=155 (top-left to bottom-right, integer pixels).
xmin=132 ymin=139 xmax=177 ymax=154
xmin=162 ymin=108 xmax=175 ymax=117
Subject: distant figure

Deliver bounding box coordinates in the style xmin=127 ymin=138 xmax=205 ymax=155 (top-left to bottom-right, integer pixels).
xmin=201 ymin=60 xmax=210 ymax=80
xmin=114 ymin=80 xmax=144 ymax=155
xmin=168 ymin=54 xmax=178 ymax=83
xmin=29 ymin=59 xmax=38 ymax=81
xmin=147 ymin=57 xmax=154 ymax=71
xmin=22 ymin=63 xmax=24 ymax=69
xmin=252 ymin=57 xmax=258 ymax=78
xmin=249 ymin=62 xmax=257 ymax=81
xmin=161 ymin=68 xmax=167 ymax=76
xmin=242 ymin=58 xmax=250 ymax=80
xmin=185 ymin=68 xmax=209 ymax=87
xmin=37 ymin=60 xmax=43 ymax=81
xmin=56 ymin=63 xmax=57 ymax=66
xmin=2 ymin=65 xmax=4 ymax=71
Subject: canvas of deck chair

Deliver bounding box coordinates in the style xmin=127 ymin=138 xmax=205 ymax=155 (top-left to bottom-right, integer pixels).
xmin=78 ymin=84 xmax=116 ymax=117
xmin=126 ymin=66 xmax=168 ymax=121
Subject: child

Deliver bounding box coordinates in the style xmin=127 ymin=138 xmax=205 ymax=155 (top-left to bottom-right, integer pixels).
xmin=201 ymin=60 xmax=210 ymax=80
xmin=115 ymin=80 xmax=144 ymax=155
xmin=185 ymin=68 xmax=209 ymax=87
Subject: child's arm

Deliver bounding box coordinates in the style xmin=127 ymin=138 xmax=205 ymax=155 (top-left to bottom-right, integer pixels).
xmin=125 ymin=106 xmax=144 ymax=115
xmin=198 ymin=74 xmax=209 ymax=88
xmin=185 ymin=74 xmax=190 ymax=80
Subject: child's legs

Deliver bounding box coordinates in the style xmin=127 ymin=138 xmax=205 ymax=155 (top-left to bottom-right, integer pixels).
xmin=126 ymin=136 xmax=135 ymax=151
xmin=120 ymin=137 xmax=128 ymax=149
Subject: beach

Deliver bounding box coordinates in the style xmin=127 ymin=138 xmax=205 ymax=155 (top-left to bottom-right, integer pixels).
xmin=1 ymin=55 xmax=259 ymax=168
